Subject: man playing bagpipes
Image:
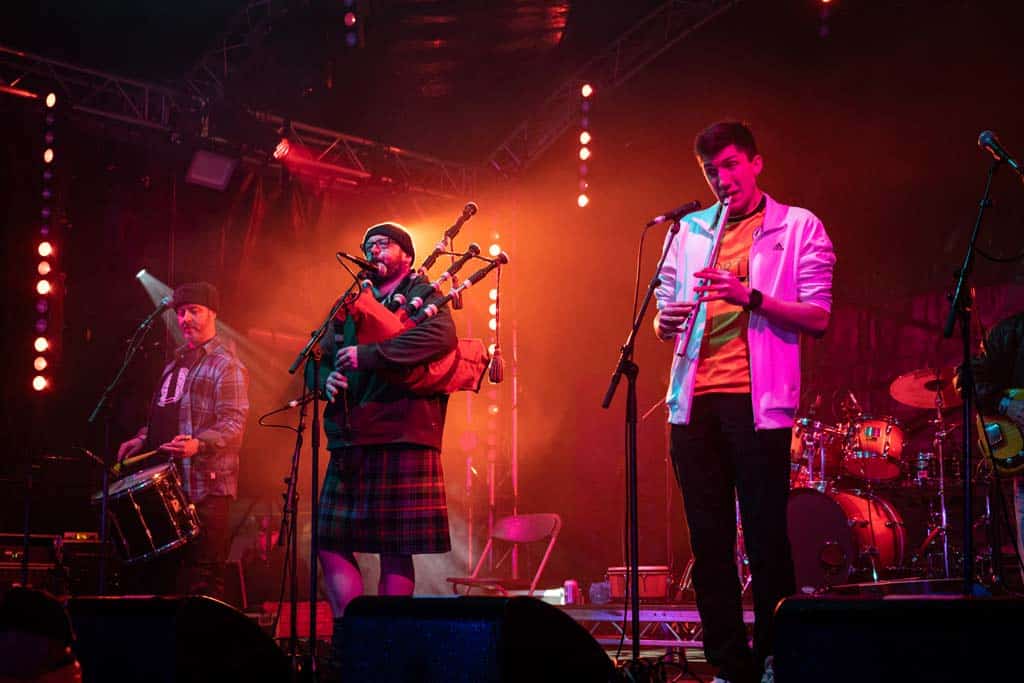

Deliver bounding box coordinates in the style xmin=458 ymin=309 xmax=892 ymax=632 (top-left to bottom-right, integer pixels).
xmin=314 ymin=222 xmax=458 ymax=656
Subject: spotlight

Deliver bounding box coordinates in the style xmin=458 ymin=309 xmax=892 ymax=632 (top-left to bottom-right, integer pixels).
xmin=36 ymin=279 xmax=51 ymax=295
xmin=488 ymin=288 xmax=498 ymax=301
xmin=38 ymin=261 xmax=51 ymax=275
xmin=273 ymin=139 xmax=290 ymax=160
xmin=344 ymin=12 xmax=357 ymax=27
xmin=577 ymin=193 xmax=590 ymax=208
xmin=581 ymin=83 xmax=593 ymax=98
xmin=38 ymin=241 xmax=53 ymax=257
xmin=136 ymin=268 xmax=148 ymax=279
xmin=34 ymin=337 xmax=49 ymax=352
xmin=579 ymin=131 xmax=591 ymax=145
xmin=488 ymin=303 xmax=497 ymax=316
xmin=579 ymin=147 xmax=591 ymax=161
xmin=488 ymin=318 xmax=497 ymax=332
xmin=34 ymin=356 xmax=47 ymax=371
xmin=45 ymin=92 xmax=56 ymax=108
xmin=488 ymin=244 xmax=502 ymax=258
xmin=43 ymin=148 xmax=54 ymax=164
xmin=32 ymin=375 xmax=49 ymax=392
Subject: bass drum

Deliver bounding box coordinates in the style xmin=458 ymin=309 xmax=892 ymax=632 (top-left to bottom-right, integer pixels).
xmin=786 ymin=488 xmax=905 ymax=594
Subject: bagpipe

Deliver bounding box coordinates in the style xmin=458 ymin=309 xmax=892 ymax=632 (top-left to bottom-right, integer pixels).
xmin=334 ymin=204 xmax=508 ymax=395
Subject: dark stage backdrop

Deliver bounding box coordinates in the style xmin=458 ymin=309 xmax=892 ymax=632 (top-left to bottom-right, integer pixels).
xmin=2 ymin=0 xmax=1023 ymax=593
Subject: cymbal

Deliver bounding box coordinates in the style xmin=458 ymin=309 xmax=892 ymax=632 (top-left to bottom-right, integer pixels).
xmin=889 ymin=366 xmax=962 ymax=410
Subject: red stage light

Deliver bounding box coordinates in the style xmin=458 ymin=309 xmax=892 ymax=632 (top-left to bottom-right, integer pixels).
xmin=273 ymin=139 xmax=290 ymax=160
xmin=34 ymin=337 xmax=49 ymax=352
xmin=579 ymin=131 xmax=591 ymax=145
xmin=32 ymin=375 xmax=49 ymax=391
xmin=38 ymin=241 xmax=54 ymax=257
xmin=45 ymin=92 xmax=56 ymax=108
xmin=579 ymin=147 xmax=591 ymax=161
xmin=577 ymin=193 xmax=590 ymax=208
xmin=34 ymin=356 xmax=47 ymax=371
xmin=43 ymin=148 xmax=54 ymax=164
xmin=36 ymin=279 xmax=51 ymax=295
xmin=581 ymin=83 xmax=594 ymax=98
xmin=344 ymin=12 xmax=357 ymax=27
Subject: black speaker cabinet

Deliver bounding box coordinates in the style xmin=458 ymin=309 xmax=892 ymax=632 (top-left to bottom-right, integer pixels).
xmin=67 ymin=595 xmax=289 ymax=683
xmin=340 ymin=596 xmax=617 ymax=683
xmin=774 ymin=595 xmax=1024 ymax=682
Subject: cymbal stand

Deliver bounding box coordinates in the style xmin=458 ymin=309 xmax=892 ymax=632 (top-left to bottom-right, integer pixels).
xmin=931 ymin=386 xmax=952 ymax=578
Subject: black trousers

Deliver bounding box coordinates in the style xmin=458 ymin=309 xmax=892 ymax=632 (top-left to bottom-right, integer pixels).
xmin=670 ymin=393 xmax=794 ymax=682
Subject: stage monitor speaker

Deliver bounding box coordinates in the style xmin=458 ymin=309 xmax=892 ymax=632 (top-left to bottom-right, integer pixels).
xmin=67 ymin=595 xmax=289 ymax=683
xmin=340 ymin=596 xmax=617 ymax=683
xmin=774 ymin=595 xmax=1023 ymax=682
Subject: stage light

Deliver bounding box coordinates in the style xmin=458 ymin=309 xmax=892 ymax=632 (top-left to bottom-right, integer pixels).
xmin=344 ymin=12 xmax=357 ymax=27
xmin=36 ymin=279 xmax=51 ymax=295
xmin=38 ymin=241 xmax=53 ymax=257
xmin=579 ymin=147 xmax=591 ymax=161
xmin=579 ymin=131 xmax=592 ymax=145
xmin=34 ymin=357 xmax=47 ymax=371
xmin=38 ymin=261 xmax=51 ymax=275
xmin=45 ymin=92 xmax=56 ymax=108
xmin=488 ymin=244 xmax=501 ymax=258
xmin=581 ymin=83 xmax=593 ymax=98
xmin=43 ymin=148 xmax=54 ymax=164
xmin=136 ymin=269 xmax=147 ymax=279
xmin=273 ymin=139 xmax=290 ymax=160
xmin=577 ymin=193 xmax=590 ymax=208
xmin=32 ymin=376 xmax=49 ymax=392
xmin=488 ymin=404 xmax=500 ymax=416
xmin=35 ymin=319 xmax=48 ymax=334
xmin=489 ymin=303 xmax=498 ymax=316
xmin=488 ymin=342 xmax=497 ymax=355
xmin=488 ymin=288 xmax=498 ymax=301
xmin=35 ymin=299 xmax=48 ymax=314
xmin=34 ymin=337 xmax=49 ymax=352
xmin=488 ymin=318 xmax=497 ymax=332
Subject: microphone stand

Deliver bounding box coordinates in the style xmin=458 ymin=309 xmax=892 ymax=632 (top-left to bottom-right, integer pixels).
xmin=943 ymin=158 xmax=1001 ymax=596
xmin=86 ymin=311 xmax=165 ymax=595
xmin=602 ymin=218 xmax=682 ymax=675
xmin=278 ymin=383 xmax=310 ymax=681
xmin=286 ymin=282 xmax=356 ymax=680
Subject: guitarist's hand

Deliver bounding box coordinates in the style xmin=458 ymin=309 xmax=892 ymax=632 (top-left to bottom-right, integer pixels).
xmin=117 ymin=437 xmax=144 ymax=463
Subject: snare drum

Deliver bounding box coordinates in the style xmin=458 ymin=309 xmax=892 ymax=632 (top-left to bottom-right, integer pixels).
xmin=842 ymin=416 xmax=905 ymax=482
xmin=92 ymin=462 xmax=200 ymax=564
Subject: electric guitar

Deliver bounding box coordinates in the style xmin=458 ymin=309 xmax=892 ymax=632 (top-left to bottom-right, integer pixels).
xmin=976 ymin=389 xmax=1024 ymax=476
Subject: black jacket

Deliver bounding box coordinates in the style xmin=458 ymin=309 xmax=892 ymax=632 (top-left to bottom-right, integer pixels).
xmin=316 ymin=273 xmax=458 ymax=450
xmin=970 ymin=311 xmax=1024 ymax=413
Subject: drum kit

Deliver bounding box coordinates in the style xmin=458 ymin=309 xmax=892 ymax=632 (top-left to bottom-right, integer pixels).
xmin=785 ymin=365 xmax=977 ymax=594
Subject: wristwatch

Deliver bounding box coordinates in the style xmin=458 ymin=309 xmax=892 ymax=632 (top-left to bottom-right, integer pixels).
xmin=743 ymin=288 xmax=763 ymax=312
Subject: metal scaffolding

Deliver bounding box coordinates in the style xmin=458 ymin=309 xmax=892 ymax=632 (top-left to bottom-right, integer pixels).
xmin=486 ymin=0 xmax=743 ymax=176
xmin=0 ymin=43 xmax=476 ymax=198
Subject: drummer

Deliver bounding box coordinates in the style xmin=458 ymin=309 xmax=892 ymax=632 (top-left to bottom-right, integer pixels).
xmin=116 ymin=282 xmax=250 ymax=599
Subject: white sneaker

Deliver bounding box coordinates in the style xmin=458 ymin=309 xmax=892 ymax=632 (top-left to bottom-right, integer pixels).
xmin=760 ymin=656 xmax=774 ymax=683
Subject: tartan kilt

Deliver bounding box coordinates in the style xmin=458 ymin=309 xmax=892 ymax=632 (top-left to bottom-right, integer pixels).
xmin=318 ymin=444 xmax=451 ymax=555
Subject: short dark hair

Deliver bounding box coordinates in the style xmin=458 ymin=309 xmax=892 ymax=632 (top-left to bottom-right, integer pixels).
xmin=694 ymin=121 xmax=758 ymax=160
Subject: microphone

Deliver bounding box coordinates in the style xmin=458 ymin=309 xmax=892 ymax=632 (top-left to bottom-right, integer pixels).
xmin=978 ymin=130 xmax=1023 ymax=177
xmin=646 ymin=200 xmax=702 ymax=227
xmin=337 ymin=251 xmax=386 ymax=277
xmin=137 ymin=296 xmax=172 ymax=329
xmin=445 ymin=202 xmax=478 ymax=239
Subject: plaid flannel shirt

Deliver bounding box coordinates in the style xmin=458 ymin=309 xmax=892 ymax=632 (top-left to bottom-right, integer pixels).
xmin=139 ymin=335 xmax=249 ymax=502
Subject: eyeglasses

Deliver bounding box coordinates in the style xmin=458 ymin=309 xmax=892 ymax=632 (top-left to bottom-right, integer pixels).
xmin=362 ymin=237 xmax=393 ymax=255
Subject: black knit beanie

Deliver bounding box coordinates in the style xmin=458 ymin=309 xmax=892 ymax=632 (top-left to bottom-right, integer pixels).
xmin=171 ymin=281 xmax=220 ymax=312
xmin=363 ymin=222 xmax=415 ymax=261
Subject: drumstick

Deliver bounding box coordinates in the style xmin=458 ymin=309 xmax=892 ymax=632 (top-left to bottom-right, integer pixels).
xmin=112 ymin=448 xmax=159 ymax=475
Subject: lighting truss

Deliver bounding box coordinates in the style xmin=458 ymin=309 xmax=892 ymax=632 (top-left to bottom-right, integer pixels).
xmin=486 ymin=0 xmax=744 ymax=176
xmin=0 ymin=44 xmax=476 ymax=199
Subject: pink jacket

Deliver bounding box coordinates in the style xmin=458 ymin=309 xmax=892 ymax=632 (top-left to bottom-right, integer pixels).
xmin=655 ymin=193 xmax=836 ymax=429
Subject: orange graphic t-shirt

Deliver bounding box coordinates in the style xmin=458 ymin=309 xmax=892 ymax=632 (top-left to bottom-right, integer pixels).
xmin=693 ymin=205 xmax=764 ymax=395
